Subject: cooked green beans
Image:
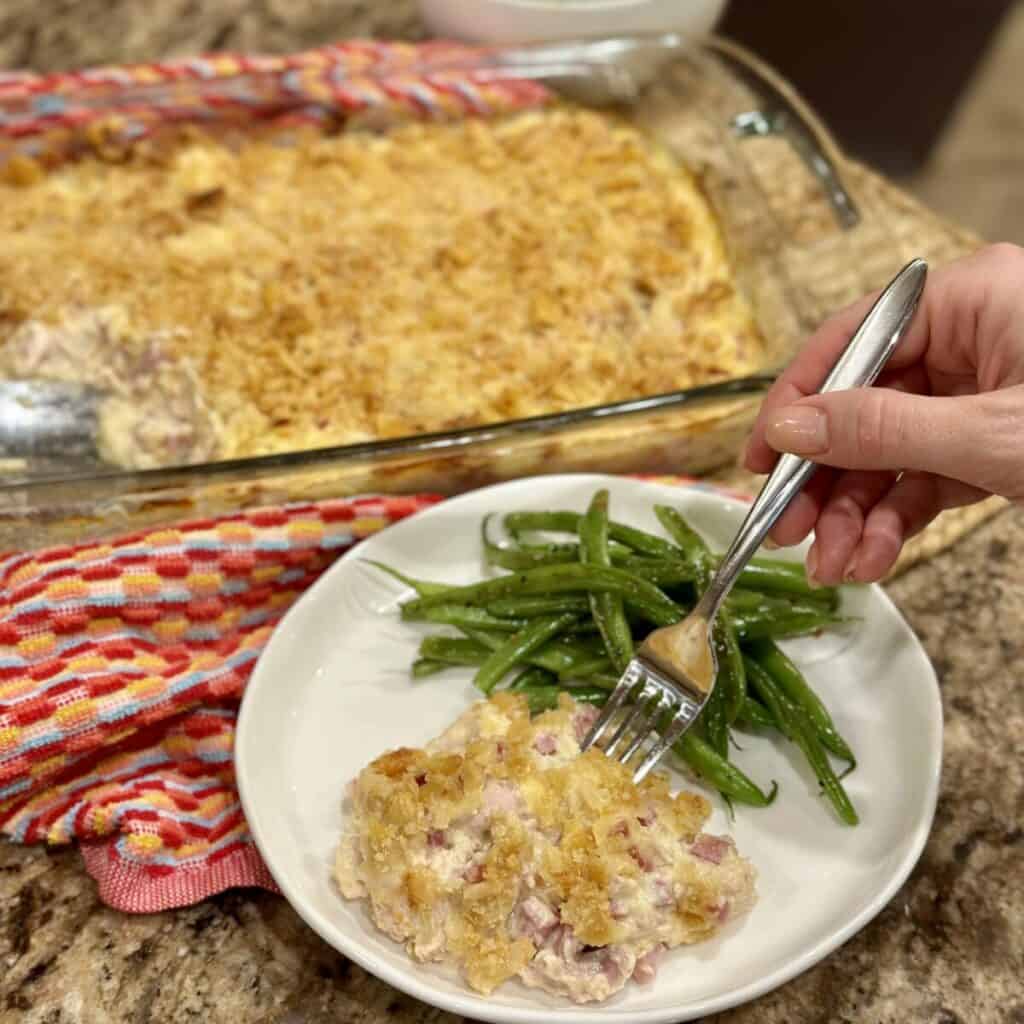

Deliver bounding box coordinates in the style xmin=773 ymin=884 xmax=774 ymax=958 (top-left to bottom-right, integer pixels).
xmin=389 ymin=491 xmax=856 ymax=825
xmin=656 ymin=505 xmax=746 ymax=732
xmin=488 ymin=595 xmax=591 ymax=618
xmin=744 ymin=656 xmax=858 ymax=825
xmin=516 ymin=683 xmax=609 ymax=714
xmin=736 ymin=696 xmax=777 ymax=730
xmin=474 ymin=613 xmax=577 ymax=694
xmin=675 ymin=733 xmax=778 ymax=807
xmin=403 ymin=563 xmax=681 ymax=627
xmin=403 ymin=602 xmax=526 ymax=632
xmin=411 ymin=658 xmax=447 ymax=679
xmin=579 ymin=490 xmax=634 ymax=674
xmin=747 ymin=639 xmax=855 ymax=765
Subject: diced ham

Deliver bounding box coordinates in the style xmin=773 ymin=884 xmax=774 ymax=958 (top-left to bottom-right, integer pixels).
xmin=555 ymin=925 xmax=580 ymax=960
xmin=637 ymin=808 xmax=657 ymax=827
xmin=597 ymin=947 xmax=632 ymax=986
xmin=414 ymin=773 xmax=427 ymax=787
xmin=495 ymin=740 xmax=507 ymax=759
xmin=628 ymin=846 xmax=654 ymax=872
xmin=463 ymin=862 xmax=485 ymax=884
xmin=691 ymin=834 xmax=732 ymax=865
xmin=718 ymin=900 xmax=731 ymax=923
xmin=573 ymin=704 xmax=600 ymax=743
xmin=427 ymin=829 xmax=447 ymax=848
xmin=517 ymin=896 xmax=560 ymax=942
xmin=651 ymin=877 xmax=674 ymax=908
xmin=609 ymin=897 xmax=628 ymax=920
xmin=534 ymin=733 xmax=558 ymax=755
xmin=631 ymin=944 xmax=665 ymax=985
xmin=608 ymin=819 xmax=629 ymax=838
xmin=482 ymin=779 xmax=521 ymax=815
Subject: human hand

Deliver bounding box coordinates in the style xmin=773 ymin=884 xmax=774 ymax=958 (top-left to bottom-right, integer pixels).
xmin=745 ymin=243 xmax=1024 ymax=584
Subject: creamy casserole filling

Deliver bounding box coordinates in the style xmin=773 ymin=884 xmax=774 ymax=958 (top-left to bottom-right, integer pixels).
xmin=335 ymin=693 xmax=756 ymax=1002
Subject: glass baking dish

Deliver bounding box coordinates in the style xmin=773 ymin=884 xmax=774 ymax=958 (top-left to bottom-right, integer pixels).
xmin=0 ymin=34 xmax=893 ymax=550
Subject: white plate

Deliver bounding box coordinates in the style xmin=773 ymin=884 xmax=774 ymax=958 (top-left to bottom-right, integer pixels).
xmin=236 ymin=473 xmax=942 ymax=1024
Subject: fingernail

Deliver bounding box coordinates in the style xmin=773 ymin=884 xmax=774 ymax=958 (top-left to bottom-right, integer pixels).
xmin=763 ymin=536 xmax=780 ymax=550
xmin=806 ymin=545 xmax=821 ymax=587
xmin=765 ymin=406 xmax=829 ymax=455
xmin=843 ymin=553 xmax=858 ymax=582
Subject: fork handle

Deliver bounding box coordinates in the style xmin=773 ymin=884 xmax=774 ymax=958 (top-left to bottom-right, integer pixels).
xmin=697 ymin=257 xmax=929 ymax=622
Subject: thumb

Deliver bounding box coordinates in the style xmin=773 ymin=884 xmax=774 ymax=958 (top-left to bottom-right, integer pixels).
xmin=763 ymin=387 xmax=1022 ymax=496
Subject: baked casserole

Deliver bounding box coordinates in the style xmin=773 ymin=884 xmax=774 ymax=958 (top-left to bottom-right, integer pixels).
xmin=0 ymin=108 xmax=765 ymax=470
xmin=335 ymin=693 xmax=756 ymax=1002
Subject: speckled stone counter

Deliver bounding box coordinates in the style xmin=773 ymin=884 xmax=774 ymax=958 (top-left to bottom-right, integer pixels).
xmin=3 ymin=506 xmax=1022 ymax=1024
xmin=1 ymin=3 xmax=1022 ymax=1023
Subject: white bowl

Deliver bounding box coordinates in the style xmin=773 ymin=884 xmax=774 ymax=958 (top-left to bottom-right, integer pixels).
xmin=419 ymin=0 xmax=728 ymax=45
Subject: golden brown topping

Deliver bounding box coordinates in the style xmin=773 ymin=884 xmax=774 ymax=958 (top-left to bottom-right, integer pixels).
xmin=336 ymin=693 xmax=753 ymax=999
xmin=0 ymin=108 xmax=763 ymax=468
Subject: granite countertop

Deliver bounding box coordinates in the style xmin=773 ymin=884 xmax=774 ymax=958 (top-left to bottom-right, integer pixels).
xmin=3 ymin=507 xmax=1022 ymax=1024
xmin=1 ymin=3 xmax=1023 ymax=1023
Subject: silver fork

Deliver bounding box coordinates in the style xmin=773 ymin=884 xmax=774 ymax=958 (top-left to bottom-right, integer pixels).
xmin=581 ymin=257 xmax=929 ymax=782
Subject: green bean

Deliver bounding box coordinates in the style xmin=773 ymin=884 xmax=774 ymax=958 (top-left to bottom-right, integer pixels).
xmin=364 ymin=560 xmax=453 ymax=597
xmin=488 ymin=595 xmax=592 ymax=618
xmin=420 ymin=635 xmax=491 ymax=666
xmin=504 ymin=510 xmax=678 ymax=559
xmin=402 ymin=602 xmax=526 ymax=632
xmin=654 ymin=506 xmax=713 ymax=584
xmin=516 ymin=683 xmax=609 ymax=714
xmin=482 ymin=515 xmax=580 ymax=570
xmin=675 ymin=733 xmax=778 ymax=807
xmin=582 ymin=672 xmax=621 ymax=691
xmin=484 ymin=525 xmax=643 ymax=571
xmin=558 ymin=655 xmax=613 ymax=682
xmin=726 ymin=588 xmax=833 ymax=614
xmin=740 ymin=656 xmax=793 ymax=737
xmin=655 ymin=505 xmax=746 ymax=732
xmin=516 ymin=538 xmax=635 ymax=561
xmin=623 ymin=557 xmax=838 ymax=606
xmin=502 ymin=511 xmax=841 ymax=604
xmin=747 ymin=639 xmax=855 ymax=766
xmin=474 ymin=613 xmax=577 ymax=694
xmin=744 ymin=657 xmax=858 ymax=825
xmin=508 ymin=666 xmax=559 ymax=690
xmin=579 ymin=490 xmax=634 ymax=673
xmin=732 ymin=558 xmax=839 ymax=607
xmin=464 ymin=627 xmax=604 ymax=676
xmin=736 ymin=696 xmax=777 ymax=730
xmin=699 ymin=675 xmax=730 ymax=756
xmin=403 ymin=563 xmax=681 ymax=627
xmin=731 ymin=607 xmax=845 ymax=641
xmin=615 ymin=557 xmax=698 ymax=589
xmin=715 ymin=617 xmax=748 ymax=726
xmin=411 ymin=658 xmax=448 ymax=679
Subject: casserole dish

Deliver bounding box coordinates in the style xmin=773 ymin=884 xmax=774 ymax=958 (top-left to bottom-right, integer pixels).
xmin=0 ymin=35 xmax=886 ymax=549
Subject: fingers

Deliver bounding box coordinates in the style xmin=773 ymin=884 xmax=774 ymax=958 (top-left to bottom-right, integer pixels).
xmin=745 ymin=242 xmax=1024 ymax=475
xmin=767 ymin=468 xmax=837 ymax=548
xmin=761 ymin=388 xmax=1024 ymax=497
xmin=845 ymin=473 xmax=985 ymax=582
xmin=745 ymin=295 xmax=877 ymax=474
xmin=804 ymin=471 xmax=896 ymax=585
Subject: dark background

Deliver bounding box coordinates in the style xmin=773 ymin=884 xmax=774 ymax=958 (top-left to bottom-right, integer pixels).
xmin=722 ymin=0 xmax=1016 ymax=176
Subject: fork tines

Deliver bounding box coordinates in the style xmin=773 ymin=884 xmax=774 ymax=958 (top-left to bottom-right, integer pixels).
xmin=580 ymin=657 xmax=703 ymax=783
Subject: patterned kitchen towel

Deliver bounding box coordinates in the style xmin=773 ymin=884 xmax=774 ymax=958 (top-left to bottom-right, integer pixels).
xmin=0 ymin=38 xmax=550 ymax=172
xmin=0 ymin=478 xmax=743 ymax=913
